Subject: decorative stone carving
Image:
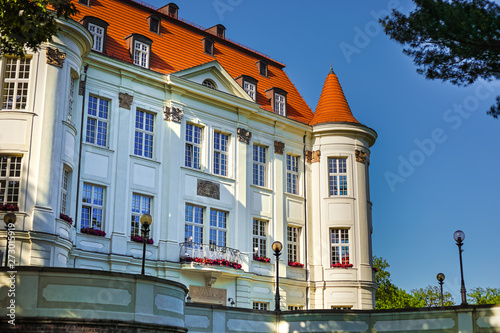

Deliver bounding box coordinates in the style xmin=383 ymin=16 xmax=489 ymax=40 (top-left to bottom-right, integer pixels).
xmin=274 ymin=141 xmax=285 ymax=155
xmin=305 ymin=150 xmax=321 ymax=163
xmin=118 ymin=92 xmax=134 ymax=110
xmin=46 ymin=48 xmax=66 ymax=68
xmin=189 ymin=285 xmax=226 ymax=305
xmin=163 ymin=106 xmax=184 ymax=123
xmin=197 ymin=179 xmax=220 ymax=200
xmin=237 ymin=128 xmax=252 ymax=144
xmin=355 ymin=149 xmax=367 ymax=164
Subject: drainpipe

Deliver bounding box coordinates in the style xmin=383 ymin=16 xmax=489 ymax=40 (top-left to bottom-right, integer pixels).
xmin=303 ymin=133 xmax=309 ymax=309
xmin=74 ymin=64 xmax=89 ymax=226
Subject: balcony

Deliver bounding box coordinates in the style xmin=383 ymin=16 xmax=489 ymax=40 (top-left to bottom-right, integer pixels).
xmin=179 ymin=242 xmax=242 ymax=270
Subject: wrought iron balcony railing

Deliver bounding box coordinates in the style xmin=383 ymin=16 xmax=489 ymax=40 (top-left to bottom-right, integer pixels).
xmin=179 ymin=242 xmax=241 ymax=264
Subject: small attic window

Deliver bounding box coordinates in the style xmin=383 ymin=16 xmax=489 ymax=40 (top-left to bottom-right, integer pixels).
xmin=158 ymin=3 xmax=179 ymax=18
xmin=235 ymin=75 xmax=258 ymax=101
xmin=257 ymin=60 xmax=268 ymax=77
xmin=148 ymin=15 xmax=161 ymax=34
xmin=265 ymin=87 xmax=288 ymax=116
xmin=217 ymin=26 xmax=225 ymax=38
xmin=203 ymin=38 xmax=214 ymax=56
xmin=206 ymin=24 xmax=226 ymax=39
xmin=79 ymin=0 xmax=90 ymax=6
xmin=202 ymin=79 xmax=217 ymax=89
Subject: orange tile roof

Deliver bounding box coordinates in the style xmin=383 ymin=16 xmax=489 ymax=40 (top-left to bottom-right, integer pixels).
xmin=309 ymin=68 xmax=359 ymax=126
xmin=71 ymin=0 xmax=314 ymax=124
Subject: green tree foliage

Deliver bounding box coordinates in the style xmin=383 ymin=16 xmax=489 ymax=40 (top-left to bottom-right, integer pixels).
xmin=373 ymin=256 xmax=423 ymax=309
xmin=468 ymin=287 xmax=500 ymax=305
xmin=0 ymin=0 xmax=78 ymax=57
xmin=380 ymin=0 xmax=500 ymax=118
xmin=411 ymin=285 xmax=455 ymax=307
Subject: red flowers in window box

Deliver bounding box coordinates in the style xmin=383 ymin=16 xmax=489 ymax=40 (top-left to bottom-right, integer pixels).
xmin=184 ymin=256 xmax=242 ymax=270
xmin=59 ymin=213 xmax=73 ymax=225
xmin=0 ymin=204 xmax=19 ymax=211
xmin=131 ymin=235 xmax=154 ymax=244
xmin=81 ymin=227 xmax=106 ymax=237
xmin=288 ymin=261 xmax=304 ymax=268
xmin=253 ymin=255 xmax=271 ymax=263
xmin=331 ymin=263 xmax=353 ymax=269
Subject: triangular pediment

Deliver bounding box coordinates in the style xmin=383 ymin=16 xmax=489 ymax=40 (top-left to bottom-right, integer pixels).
xmin=173 ymin=61 xmax=254 ymax=102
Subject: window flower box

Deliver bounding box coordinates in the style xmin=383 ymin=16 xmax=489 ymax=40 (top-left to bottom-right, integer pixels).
xmin=184 ymin=256 xmax=242 ymax=270
xmin=59 ymin=213 xmax=73 ymax=225
xmin=288 ymin=261 xmax=304 ymax=268
xmin=331 ymin=263 xmax=353 ymax=269
xmin=81 ymin=227 xmax=106 ymax=237
xmin=253 ymin=255 xmax=271 ymax=263
xmin=131 ymin=235 xmax=154 ymax=244
xmin=0 ymin=204 xmax=19 ymax=211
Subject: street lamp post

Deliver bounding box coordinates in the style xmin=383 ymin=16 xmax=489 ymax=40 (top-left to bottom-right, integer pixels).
xmin=272 ymin=241 xmax=283 ymax=312
xmin=453 ymin=230 xmax=468 ymax=305
xmin=436 ymin=273 xmax=445 ymax=307
xmin=3 ymin=213 xmax=16 ymax=267
xmin=140 ymin=213 xmax=153 ymax=275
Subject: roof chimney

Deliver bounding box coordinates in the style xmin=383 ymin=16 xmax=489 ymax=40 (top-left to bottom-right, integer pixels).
xmin=159 ymin=3 xmax=179 ymax=19
xmin=206 ymin=24 xmax=226 ymax=39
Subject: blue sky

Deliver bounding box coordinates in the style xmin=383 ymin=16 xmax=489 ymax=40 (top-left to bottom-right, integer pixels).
xmin=146 ymin=0 xmax=500 ymax=299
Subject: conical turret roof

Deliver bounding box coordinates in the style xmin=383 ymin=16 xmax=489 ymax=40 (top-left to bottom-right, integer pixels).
xmin=310 ymin=68 xmax=359 ymax=125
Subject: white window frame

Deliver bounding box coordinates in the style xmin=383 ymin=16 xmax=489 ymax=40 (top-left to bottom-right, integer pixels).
xmin=286 ymin=154 xmax=299 ymax=195
xmin=331 ymin=228 xmax=350 ymax=266
xmin=81 ymin=184 xmax=105 ymax=230
xmin=185 ymin=123 xmax=203 ymax=169
xmin=287 ymin=225 xmax=301 ymax=264
xmin=274 ymin=93 xmax=286 ymax=116
xmin=252 ymin=144 xmax=267 ymax=187
xmin=134 ymin=40 xmax=150 ymax=68
xmin=244 ymin=81 xmax=256 ymax=100
xmin=134 ymin=109 xmax=154 ymax=158
xmin=209 ymin=209 xmax=227 ymax=248
xmin=67 ymin=76 xmax=77 ymax=122
xmin=0 ymin=155 xmax=22 ymax=206
xmin=60 ymin=167 xmax=70 ymax=215
xmin=85 ymin=95 xmax=109 ymax=147
xmin=253 ymin=219 xmax=267 ymax=258
xmin=288 ymin=305 xmax=304 ymax=310
xmin=185 ymin=203 xmax=204 ymax=244
xmin=88 ymin=23 xmax=104 ymax=52
xmin=329 ymin=157 xmax=348 ymax=196
xmin=1 ymin=57 xmax=31 ymax=110
xmin=253 ymin=302 xmax=269 ymax=310
xmin=131 ymin=193 xmax=152 ymax=238
xmin=213 ymin=131 xmax=229 ymax=176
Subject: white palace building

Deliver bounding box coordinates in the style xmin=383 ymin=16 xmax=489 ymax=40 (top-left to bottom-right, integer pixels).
xmin=0 ymin=0 xmax=378 ymax=311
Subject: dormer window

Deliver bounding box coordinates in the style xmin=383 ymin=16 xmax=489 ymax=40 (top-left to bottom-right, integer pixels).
xmin=203 ymin=37 xmax=214 ymax=56
xmin=148 ymin=15 xmax=161 ymax=34
xmin=159 ymin=3 xmax=179 ymax=19
xmin=202 ymin=79 xmax=217 ymax=89
xmin=125 ymin=34 xmax=153 ymax=69
xmin=80 ymin=16 xmax=109 ymax=53
xmin=257 ymin=60 xmax=268 ymax=77
xmin=79 ymin=0 xmax=90 ymax=6
xmin=235 ymin=75 xmax=258 ymax=101
xmin=206 ymin=24 xmax=226 ymax=39
xmin=265 ymin=87 xmax=287 ymax=116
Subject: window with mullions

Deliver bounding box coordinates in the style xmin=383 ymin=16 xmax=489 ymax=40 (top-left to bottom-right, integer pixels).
xmin=130 ymin=194 xmax=152 ymax=238
xmin=244 ymin=81 xmax=256 ymax=100
xmin=60 ymin=167 xmax=70 ymax=215
xmin=287 ymin=226 xmax=300 ymax=263
xmin=213 ymin=131 xmax=228 ymax=176
xmin=274 ymin=93 xmax=286 ymax=116
xmin=253 ymin=219 xmax=267 ymax=258
xmin=86 ymin=95 xmax=109 ymax=147
xmin=81 ymin=184 xmax=104 ymax=230
xmin=67 ymin=77 xmax=76 ymax=122
xmin=185 ymin=124 xmax=202 ymax=169
xmin=331 ymin=228 xmax=350 ymax=265
xmin=209 ymin=209 xmax=227 ymax=248
xmin=253 ymin=302 xmax=268 ymax=310
xmin=1 ymin=57 xmax=30 ymax=110
xmin=134 ymin=40 xmax=149 ymax=68
xmin=0 ymin=155 xmax=22 ymax=206
xmin=88 ymin=23 xmax=104 ymax=52
xmin=185 ymin=204 xmax=204 ymax=244
xmin=134 ymin=110 xmax=154 ymax=158
xmin=252 ymin=144 xmax=266 ymax=187
xmin=286 ymin=154 xmax=299 ymax=195
xmin=328 ymin=158 xmax=347 ymax=196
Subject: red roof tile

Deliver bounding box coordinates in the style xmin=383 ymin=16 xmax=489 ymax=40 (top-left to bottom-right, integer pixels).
xmin=71 ymin=0 xmax=314 ymax=124
xmin=309 ymin=69 xmax=359 ymax=126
